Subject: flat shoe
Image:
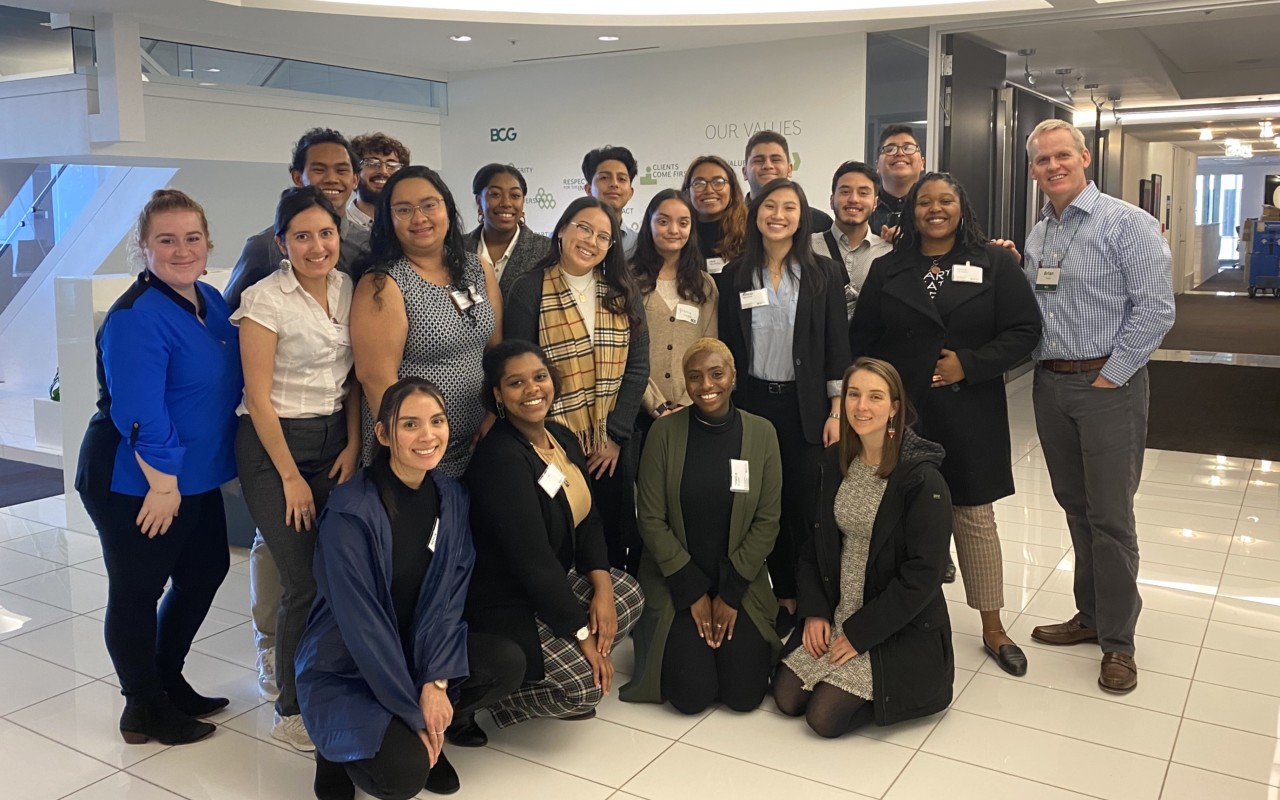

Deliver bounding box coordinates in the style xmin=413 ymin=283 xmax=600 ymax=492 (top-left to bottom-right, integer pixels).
xmin=942 ymin=558 xmax=957 ymax=584
xmin=425 ymin=751 xmax=460 ymax=795
xmin=1030 ymin=615 xmax=1098 ymax=646
xmin=444 ymin=713 xmax=488 ymax=747
xmin=984 ymin=640 xmax=1029 ymax=676
xmin=1099 ymin=652 xmax=1138 ymax=694
xmin=560 ymin=708 xmax=596 ymax=721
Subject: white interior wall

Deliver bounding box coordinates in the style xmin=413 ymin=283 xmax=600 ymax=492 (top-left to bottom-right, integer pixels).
xmin=441 ymin=34 xmax=868 ymax=236
xmin=1197 ymin=160 xmax=1279 ymax=221
xmin=1121 ymin=136 xmax=1196 ymax=291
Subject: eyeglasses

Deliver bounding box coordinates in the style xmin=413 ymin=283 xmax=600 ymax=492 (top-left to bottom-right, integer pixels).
xmin=360 ymin=158 xmax=404 ymax=172
xmin=390 ymin=199 xmax=443 ymax=220
xmin=690 ymin=177 xmax=730 ymax=191
xmin=569 ymin=221 xmax=612 ymax=249
xmin=879 ymin=143 xmax=921 ymax=156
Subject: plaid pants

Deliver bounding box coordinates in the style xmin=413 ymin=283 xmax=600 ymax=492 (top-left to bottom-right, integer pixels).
xmin=490 ymin=568 xmax=644 ymax=727
xmin=953 ymin=503 xmax=1005 ymax=611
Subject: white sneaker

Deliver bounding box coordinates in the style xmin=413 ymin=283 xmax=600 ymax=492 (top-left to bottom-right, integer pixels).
xmin=271 ymin=711 xmax=315 ymax=752
xmin=257 ymin=648 xmax=280 ymax=702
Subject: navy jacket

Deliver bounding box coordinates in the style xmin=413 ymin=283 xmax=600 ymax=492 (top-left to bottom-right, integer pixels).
xmin=295 ymin=466 xmax=474 ymax=762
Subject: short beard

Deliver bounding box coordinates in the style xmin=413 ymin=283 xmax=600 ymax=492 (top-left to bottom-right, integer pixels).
xmin=357 ymin=179 xmax=382 ymax=206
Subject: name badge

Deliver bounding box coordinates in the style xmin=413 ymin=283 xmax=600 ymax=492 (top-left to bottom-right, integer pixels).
xmin=450 ymin=289 xmax=475 ymax=312
xmin=427 ymin=518 xmax=439 ymax=551
xmin=537 ymin=463 xmax=566 ymax=498
xmin=675 ymin=303 xmax=699 ymax=324
xmin=1035 ymin=265 xmax=1062 ymax=292
xmin=333 ymin=323 xmax=351 ymax=347
xmin=469 ymin=286 xmax=487 ymax=305
xmin=952 ymin=263 xmax=983 ymax=283
xmin=730 ymin=459 xmax=750 ymax=493
xmin=739 ymin=288 xmax=768 ymax=309
xmin=706 ymin=257 xmax=726 ymax=274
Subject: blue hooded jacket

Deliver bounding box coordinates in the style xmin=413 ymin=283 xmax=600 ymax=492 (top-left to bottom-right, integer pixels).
xmin=295 ymin=466 xmax=474 ymax=761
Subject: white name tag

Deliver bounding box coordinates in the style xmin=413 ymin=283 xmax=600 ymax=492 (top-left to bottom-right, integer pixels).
xmin=952 ymin=263 xmax=983 ymax=283
xmin=450 ymin=289 xmax=475 ymax=311
xmin=675 ymin=303 xmax=699 ymax=324
xmin=333 ymin=323 xmax=351 ymax=347
xmin=537 ymin=463 xmax=566 ymax=498
xmin=739 ymin=288 xmax=768 ymax=309
xmin=427 ymin=518 xmax=439 ymax=551
xmin=469 ymin=286 xmax=487 ymax=305
xmin=1035 ymin=267 xmax=1062 ymax=292
xmin=706 ymin=257 xmax=726 ymax=274
xmin=730 ymin=459 xmax=750 ymax=492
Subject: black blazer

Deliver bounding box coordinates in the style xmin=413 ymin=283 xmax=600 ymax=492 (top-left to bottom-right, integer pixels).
xmin=718 ymin=255 xmax=852 ymax=444
xmin=792 ymin=433 xmax=954 ymax=727
xmin=849 ymin=243 xmax=1041 ymax=505
xmin=465 ymin=224 xmax=553 ymax=299
xmin=464 ymin=418 xmax=610 ymax=681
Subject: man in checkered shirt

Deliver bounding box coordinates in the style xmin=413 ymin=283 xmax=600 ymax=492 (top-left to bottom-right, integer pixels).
xmin=1020 ymin=119 xmax=1174 ymax=695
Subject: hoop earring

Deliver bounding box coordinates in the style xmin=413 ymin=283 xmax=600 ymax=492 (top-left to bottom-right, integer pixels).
xmin=495 ymin=403 xmax=506 ymax=419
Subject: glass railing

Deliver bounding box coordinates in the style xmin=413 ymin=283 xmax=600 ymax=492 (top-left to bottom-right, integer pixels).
xmin=0 ymin=164 xmax=118 ymax=316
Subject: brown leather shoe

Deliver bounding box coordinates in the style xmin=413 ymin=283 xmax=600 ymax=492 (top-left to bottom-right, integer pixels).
xmin=1099 ymin=652 xmax=1138 ymax=694
xmin=1030 ymin=615 xmax=1098 ymax=646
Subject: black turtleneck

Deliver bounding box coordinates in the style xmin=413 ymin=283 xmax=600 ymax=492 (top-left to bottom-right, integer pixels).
xmin=696 ymin=219 xmax=725 ymax=260
xmin=372 ymin=449 xmax=439 ymax=659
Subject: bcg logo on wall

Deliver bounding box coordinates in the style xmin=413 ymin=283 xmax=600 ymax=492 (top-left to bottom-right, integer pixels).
xmin=531 ymin=188 xmax=556 ymax=210
xmin=489 ymin=127 xmax=518 ymax=142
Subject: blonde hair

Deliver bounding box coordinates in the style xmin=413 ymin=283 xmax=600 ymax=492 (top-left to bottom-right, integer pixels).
xmin=1026 ymin=119 xmax=1087 ymax=159
xmin=682 ymin=337 xmax=735 ymax=375
xmin=127 ymin=189 xmax=213 ymax=274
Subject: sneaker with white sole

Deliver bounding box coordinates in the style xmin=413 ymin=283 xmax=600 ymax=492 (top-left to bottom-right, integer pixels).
xmin=271 ymin=711 xmax=315 ymax=752
xmin=257 ymin=648 xmax=279 ymax=702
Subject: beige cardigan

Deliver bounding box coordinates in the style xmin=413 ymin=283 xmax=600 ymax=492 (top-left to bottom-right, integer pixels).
xmin=640 ymin=273 xmax=719 ymax=414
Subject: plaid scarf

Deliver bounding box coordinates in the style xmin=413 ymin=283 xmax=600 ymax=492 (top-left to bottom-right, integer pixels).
xmin=537 ymin=265 xmax=630 ymax=454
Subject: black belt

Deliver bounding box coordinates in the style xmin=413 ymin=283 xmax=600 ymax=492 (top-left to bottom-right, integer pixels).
xmin=747 ymin=376 xmax=796 ymax=395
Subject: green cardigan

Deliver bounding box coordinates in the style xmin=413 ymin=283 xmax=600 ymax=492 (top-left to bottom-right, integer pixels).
xmin=619 ymin=408 xmax=783 ymax=704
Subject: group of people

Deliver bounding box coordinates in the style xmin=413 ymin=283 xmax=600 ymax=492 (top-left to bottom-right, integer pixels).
xmin=74 ymin=117 xmax=1174 ymax=800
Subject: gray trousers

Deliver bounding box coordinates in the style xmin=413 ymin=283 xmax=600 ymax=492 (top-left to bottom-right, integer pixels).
xmin=1032 ymin=365 xmax=1148 ymax=656
xmin=235 ymin=412 xmax=347 ymax=715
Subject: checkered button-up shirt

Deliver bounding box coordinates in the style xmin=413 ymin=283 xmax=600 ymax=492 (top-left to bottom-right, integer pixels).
xmin=1024 ymin=182 xmax=1174 ymax=385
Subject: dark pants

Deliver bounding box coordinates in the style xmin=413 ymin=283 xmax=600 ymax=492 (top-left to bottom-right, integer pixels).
xmin=736 ymin=378 xmax=819 ymax=599
xmin=235 ymin=413 xmax=347 ymax=716
xmin=82 ymin=488 xmax=230 ymax=700
xmin=315 ymin=632 xmax=524 ymax=800
xmin=661 ymin=607 xmax=772 ymax=715
xmin=591 ymin=437 xmax=641 ymax=575
xmin=1033 ymin=365 xmax=1149 ymax=656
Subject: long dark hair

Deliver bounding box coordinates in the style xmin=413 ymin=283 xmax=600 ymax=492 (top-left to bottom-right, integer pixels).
xmin=681 ymin=155 xmax=745 ymax=260
xmin=355 ymin=166 xmax=473 ymax=305
xmin=479 ymin=339 xmax=561 ymax=415
xmin=274 ymin=186 xmax=341 ymax=240
xmin=533 ymin=196 xmax=643 ymax=329
xmin=732 ymin=177 xmax=825 ymax=295
xmin=374 ymin=376 xmax=447 ymax=520
xmin=630 ymin=189 xmax=708 ymax=305
xmin=892 ymin=171 xmax=988 ymax=255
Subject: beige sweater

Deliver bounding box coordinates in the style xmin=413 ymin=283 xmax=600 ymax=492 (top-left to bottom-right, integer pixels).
xmin=640 ymin=273 xmax=719 ymax=414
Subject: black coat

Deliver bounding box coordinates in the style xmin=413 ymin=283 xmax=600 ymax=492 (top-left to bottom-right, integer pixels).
xmin=464 ymin=224 xmax=553 ymax=299
xmin=463 ymin=418 xmax=610 ymax=681
xmin=718 ymin=255 xmax=852 ymax=445
xmin=792 ymin=432 xmax=954 ymax=727
xmin=849 ymin=243 xmax=1041 ymax=505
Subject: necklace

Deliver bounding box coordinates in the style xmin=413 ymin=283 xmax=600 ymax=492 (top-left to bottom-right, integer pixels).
xmin=694 ymin=411 xmax=731 ymax=428
xmin=928 ymin=255 xmax=942 ymax=274
xmin=562 ymin=269 xmax=597 ymax=304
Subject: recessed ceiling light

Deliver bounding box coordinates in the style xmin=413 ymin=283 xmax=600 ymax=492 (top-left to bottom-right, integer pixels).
xmin=181 ymin=68 xmax=194 ymax=73
xmin=598 ymin=35 xmax=620 ymax=42
xmin=450 ymin=35 xmax=472 ymax=42
xmin=1199 ymin=127 xmax=1213 ymax=141
xmin=205 ymin=68 xmax=221 ymax=73
xmin=198 ymin=82 xmax=216 ymax=87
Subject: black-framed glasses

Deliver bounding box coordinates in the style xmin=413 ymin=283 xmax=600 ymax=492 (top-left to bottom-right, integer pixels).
xmin=569 ymin=221 xmax=612 ymax=249
xmin=690 ymin=177 xmax=730 ymax=191
xmin=879 ymin=143 xmax=921 ymax=156
xmin=390 ymin=199 xmax=443 ymax=220
xmin=361 ymin=158 xmax=404 ymax=172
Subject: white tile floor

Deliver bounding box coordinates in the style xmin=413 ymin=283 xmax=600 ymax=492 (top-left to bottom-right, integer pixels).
xmin=1 ymin=376 xmax=1280 ymax=799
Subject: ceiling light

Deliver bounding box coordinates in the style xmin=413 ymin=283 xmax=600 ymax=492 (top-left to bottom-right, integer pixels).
xmin=1261 ymin=120 xmax=1275 ymax=138
xmin=181 ymin=68 xmax=194 ymax=73
xmin=205 ymin=68 xmax=220 ymax=73
xmin=449 ymin=35 xmax=471 ymax=42
xmin=1274 ymin=136 xmax=1280 ymax=148
xmin=1225 ymin=137 xmax=1242 ymax=155
xmin=1118 ymin=104 xmax=1280 ymax=124
xmin=1199 ymin=127 xmax=1213 ymax=141
xmin=1018 ymin=48 xmax=1038 ymax=86
xmin=598 ymin=35 xmax=620 ymax=42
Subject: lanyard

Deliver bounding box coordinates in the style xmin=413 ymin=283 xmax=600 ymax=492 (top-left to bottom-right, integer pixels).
xmin=1041 ymin=211 xmax=1084 ymax=269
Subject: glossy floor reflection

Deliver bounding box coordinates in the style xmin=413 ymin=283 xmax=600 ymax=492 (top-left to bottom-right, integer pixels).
xmin=2 ymin=374 xmax=1279 ymax=798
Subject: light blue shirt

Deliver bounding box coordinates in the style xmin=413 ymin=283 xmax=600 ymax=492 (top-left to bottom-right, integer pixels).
xmin=749 ymin=264 xmax=800 ymax=382
xmin=1024 ymin=182 xmax=1174 ymax=385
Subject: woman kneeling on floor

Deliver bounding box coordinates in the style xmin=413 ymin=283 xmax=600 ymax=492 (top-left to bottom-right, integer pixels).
xmin=774 ymin=357 xmax=955 ymax=738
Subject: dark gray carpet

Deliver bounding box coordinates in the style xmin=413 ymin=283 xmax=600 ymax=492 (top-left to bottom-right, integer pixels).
xmin=0 ymin=457 xmax=64 ymax=508
xmin=1147 ymin=361 xmax=1280 ymax=460
xmin=1192 ymin=267 xmax=1244 ymax=291
xmin=1160 ymin=294 xmax=1280 ymax=356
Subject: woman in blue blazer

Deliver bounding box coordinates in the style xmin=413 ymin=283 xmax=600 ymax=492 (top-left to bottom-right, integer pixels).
xmin=296 ymin=377 xmax=523 ymax=800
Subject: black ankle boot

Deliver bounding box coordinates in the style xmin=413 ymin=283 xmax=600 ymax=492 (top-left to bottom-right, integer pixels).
xmin=314 ymin=754 xmax=355 ymax=800
xmin=444 ymin=712 xmax=487 ymax=747
xmin=163 ymin=674 xmax=230 ymax=718
xmin=425 ymin=751 xmax=460 ymax=795
xmin=119 ymin=696 xmax=216 ymax=745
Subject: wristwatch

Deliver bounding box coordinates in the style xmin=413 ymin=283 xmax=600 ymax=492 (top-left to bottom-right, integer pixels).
xmin=432 ymin=679 xmax=448 ymax=690
xmin=574 ymin=626 xmax=590 ymax=642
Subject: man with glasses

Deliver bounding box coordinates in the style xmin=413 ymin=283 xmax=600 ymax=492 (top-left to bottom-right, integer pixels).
xmin=347 ymin=132 xmax=410 ymax=231
xmin=742 ymin=130 xmax=833 ymax=232
xmin=582 ymin=145 xmax=639 ymax=259
xmin=870 ymin=124 xmax=926 ymax=242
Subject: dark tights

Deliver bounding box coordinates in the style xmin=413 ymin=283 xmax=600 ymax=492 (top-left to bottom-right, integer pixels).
xmin=660 ymin=607 xmax=772 ymax=715
xmin=772 ymin=664 xmax=874 ymax=739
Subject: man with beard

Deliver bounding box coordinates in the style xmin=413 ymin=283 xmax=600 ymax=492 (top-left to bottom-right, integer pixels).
xmin=224 ymin=127 xmax=371 ymax=309
xmin=347 ymin=132 xmax=410 ymax=231
xmin=869 ymin=124 xmax=925 ymax=242
xmin=812 ymin=161 xmax=890 ymax=320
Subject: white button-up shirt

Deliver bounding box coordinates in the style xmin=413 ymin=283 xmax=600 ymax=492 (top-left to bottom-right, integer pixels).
xmin=476 ymin=224 xmax=521 ymax=282
xmin=231 ymin=265 xmax=354 ymax=418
